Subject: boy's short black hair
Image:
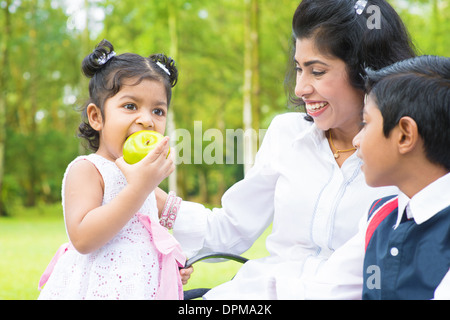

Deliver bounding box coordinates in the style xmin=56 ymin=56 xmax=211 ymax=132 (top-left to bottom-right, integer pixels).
xmin=365 ymin=55 xmax=450 ymax=171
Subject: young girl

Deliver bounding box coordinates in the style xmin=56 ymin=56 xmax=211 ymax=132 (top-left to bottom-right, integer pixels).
xmin=38 ymin=39 xmax=185 ymax=300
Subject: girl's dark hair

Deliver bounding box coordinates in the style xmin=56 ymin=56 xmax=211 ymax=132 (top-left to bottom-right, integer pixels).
xmin=285 ymin=0 xmax=416 ymax=121
xmin=79 ymin=39 xmax=178 ymax=151
xmin=365 ymin=55 xmax=450 ymax=171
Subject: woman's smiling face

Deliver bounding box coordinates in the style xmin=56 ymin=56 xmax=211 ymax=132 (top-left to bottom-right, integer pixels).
xmin=294 ymin=37 xmax=364 ymax=132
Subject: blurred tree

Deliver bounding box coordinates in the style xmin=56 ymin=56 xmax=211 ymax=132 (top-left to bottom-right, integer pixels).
xmin=243 ymin=0 xmax=260 ymax=175
xmin=2 ymin=0 xmax=81 ymax=208
xmin=0 ymin=0 xmax=11 ymax=216
xmin=167 ymin=0 xmax=180 ymax=194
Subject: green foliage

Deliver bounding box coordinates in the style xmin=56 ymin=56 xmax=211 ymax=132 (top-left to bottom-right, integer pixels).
xmin=0 ymin=0 xmax=448 ymax=212
xmin=5 ymin=128 xmax=79 ymax=204
xmin=391 ymin=0 xmax=450 ymax=56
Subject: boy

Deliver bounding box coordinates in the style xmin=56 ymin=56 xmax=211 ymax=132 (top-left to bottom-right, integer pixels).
xmin=353 ymin=55 xmax=450 ymax=299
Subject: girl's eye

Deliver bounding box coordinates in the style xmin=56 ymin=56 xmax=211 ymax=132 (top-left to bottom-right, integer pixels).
xmin=153 ymin=109 xmax=165 ymax=116
xmin=124 ymin=103 xmax=137 ymax=111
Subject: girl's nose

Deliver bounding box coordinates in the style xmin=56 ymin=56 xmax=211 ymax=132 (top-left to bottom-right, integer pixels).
xmin=137 ymin=112 xmax=154 ymax=128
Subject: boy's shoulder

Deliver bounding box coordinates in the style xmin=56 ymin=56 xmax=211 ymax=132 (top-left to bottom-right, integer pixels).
xmin=365 ymin=195 xmax=398 ymax=251
xmin=367 ymin=195 xmax=398 ymax=220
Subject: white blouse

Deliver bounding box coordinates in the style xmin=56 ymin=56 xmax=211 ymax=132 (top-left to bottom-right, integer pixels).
xmin=173 ymin=112 xmax=397 ymax=299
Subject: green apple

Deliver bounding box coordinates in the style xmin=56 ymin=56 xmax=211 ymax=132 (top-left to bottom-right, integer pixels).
xmin=123 ymin=130 xmax=169 ymax=164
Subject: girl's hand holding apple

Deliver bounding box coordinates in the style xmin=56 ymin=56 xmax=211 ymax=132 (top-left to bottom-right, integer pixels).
xmin=123 ymin=130 xmax=170 ymax=164
xmin=116 ymin=131 xmax=174 ymax=197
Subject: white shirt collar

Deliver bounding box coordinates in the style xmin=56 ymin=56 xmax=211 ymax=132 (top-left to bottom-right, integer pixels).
xmin=292 ymin=118 xmax=361 ymax=171
xmin=395 ymin=172 xmax=450 ymax=229
xmin=293 ymin=121 xmax=323 ymax=146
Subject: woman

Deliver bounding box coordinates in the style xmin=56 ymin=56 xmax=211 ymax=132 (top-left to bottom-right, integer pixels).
xmin=168 ymin=0 xmax=416 ymax=299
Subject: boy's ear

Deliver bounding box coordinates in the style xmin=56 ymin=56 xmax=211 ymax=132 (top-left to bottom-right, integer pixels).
xmin=86 ymin=103 xmax=103 ymax=131
xmin=397 ymin=116 xmax=419 ymax=154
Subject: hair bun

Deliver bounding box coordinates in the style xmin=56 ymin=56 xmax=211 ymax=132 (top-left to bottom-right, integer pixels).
xmin=82 ymin=39 xmax=115 ymax=78
xmin=149 ymin=54 xmax=178 ymax=87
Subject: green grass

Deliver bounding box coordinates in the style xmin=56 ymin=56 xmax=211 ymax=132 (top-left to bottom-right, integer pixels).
xmin=0 ymin=204 xmax=271 ymax=300
xmin=0 ymin=204 xmax=68 ymax=300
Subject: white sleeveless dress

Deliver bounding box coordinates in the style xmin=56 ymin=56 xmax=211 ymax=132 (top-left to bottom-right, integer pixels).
xmin=38 ymin=154 xmax=163 ymax=300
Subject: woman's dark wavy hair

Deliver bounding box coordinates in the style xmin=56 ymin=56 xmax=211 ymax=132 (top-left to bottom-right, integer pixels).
xmin=365 ymin=55 xmax=450 ymax=171
xmin=285 ymin=0 xmax=416 ymax=121
xmin=78 ymin=39 xmax=178 ymax=151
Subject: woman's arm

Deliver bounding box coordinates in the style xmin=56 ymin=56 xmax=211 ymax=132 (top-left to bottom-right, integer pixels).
xmin=170 ymin=116 xmax=286 ymax=258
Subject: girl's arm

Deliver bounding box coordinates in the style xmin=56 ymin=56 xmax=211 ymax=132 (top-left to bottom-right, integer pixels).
xmin=64 ymin=138 xmax=173 ymax=254
xmin=155 ymin=187 xmax=168 ymax=218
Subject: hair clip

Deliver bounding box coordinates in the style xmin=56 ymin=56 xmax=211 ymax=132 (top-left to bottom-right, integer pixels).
xmin=354 ymin=0 xmax=368 ymax=15
xmin=156 ymin=61 xmax=171 ymax=76
xmin=98 ymin=51 xmax=116 ymax=65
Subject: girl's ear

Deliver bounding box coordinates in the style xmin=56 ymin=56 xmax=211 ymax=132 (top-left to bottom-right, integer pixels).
xmin=86 ymin=103 xmax=103 ymax=131
xmin=397 ymin=116 xmax=419 ymax=155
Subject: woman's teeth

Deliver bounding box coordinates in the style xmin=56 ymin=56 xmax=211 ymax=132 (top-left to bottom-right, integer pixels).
xmin=306 ymin=102 xmax=328 ymax=111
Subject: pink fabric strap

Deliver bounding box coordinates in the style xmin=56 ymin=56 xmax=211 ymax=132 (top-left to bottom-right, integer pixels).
xmin=38 ymin=242 xmax=73 ymax=291
xmin=137 ymin=213 xmax=186 ymax=300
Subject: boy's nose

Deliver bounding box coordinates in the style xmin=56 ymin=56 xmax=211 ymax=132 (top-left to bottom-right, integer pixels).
xmin=352 ymin=132 xmax=361 ymax=149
